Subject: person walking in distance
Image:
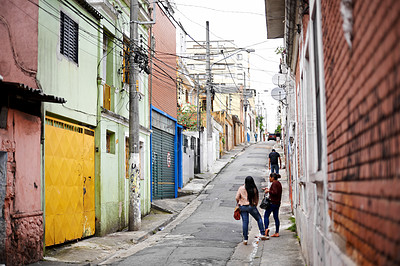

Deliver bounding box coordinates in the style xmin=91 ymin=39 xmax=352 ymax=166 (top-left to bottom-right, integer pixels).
xmin=236 ymin=176 xmax=269 ymax=245
xmin=263 ymin=173 xmax=282 ymax=237
xmin=268 ymin=149 xmax=281 ymax=174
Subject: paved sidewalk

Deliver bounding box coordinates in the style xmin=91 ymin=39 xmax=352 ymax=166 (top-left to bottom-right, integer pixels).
xmin=33 ymin=144 xmax=247 ymax=265
xmin=255 ymin=145 xmax=305 ymax=266
xmin=226 ymin=143 xmax=305 ymax=266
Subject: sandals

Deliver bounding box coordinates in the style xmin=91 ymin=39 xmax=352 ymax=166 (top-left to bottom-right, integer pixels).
xmin=271 ymin=233 xmax=280 ymax=237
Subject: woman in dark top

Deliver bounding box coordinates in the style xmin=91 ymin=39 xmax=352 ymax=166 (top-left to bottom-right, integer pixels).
xmin=262 ymin=173 xmax=282 ymax=237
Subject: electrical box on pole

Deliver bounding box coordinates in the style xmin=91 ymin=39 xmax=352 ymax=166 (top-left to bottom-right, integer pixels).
xmin=128 ymin=0 xmax=141 ymax=231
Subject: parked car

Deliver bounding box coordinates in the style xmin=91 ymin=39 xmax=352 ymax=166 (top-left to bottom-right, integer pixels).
xmin=268 ymin=133 xmax=276 ymax=141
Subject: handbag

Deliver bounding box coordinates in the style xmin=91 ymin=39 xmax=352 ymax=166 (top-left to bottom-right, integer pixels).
xmin=260 ymin=193 xmax=271 ymax=209
xmin=233 ymin=206 xmax=241 ymax=220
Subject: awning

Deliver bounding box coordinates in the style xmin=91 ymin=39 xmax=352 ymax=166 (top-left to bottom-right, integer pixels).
xmin=264 ymin=0 xmax=285 ymax=39
xmin=0 ymin=81 xmax=66 ymax=104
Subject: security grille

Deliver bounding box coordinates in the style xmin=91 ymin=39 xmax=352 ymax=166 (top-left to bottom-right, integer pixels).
xmin=60 ymin=12 xmax=78 ymax=63
xmin=152 ymin=128 xmax=175 ymax=199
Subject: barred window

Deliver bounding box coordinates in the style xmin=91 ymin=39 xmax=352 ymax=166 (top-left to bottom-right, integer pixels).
xmin=60 ymin=12 xmax=78 ymax=63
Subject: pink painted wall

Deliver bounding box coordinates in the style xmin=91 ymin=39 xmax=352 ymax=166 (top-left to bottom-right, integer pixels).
xmin=0 ymin=109 xmax=43 ymax=264
xmin=0 ymin=0 xmax=46 ymax=264
xmin=13 ymin=110 xmax=42 ymax=212
xmin=0 ymin=0 xmax=38 ymax=88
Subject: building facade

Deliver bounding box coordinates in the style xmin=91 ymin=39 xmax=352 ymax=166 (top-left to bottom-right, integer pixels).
xmin=37 ymin=0 xmax=152 ymax=244
xmin=0 ymin=0 xmax=64 ymax=263
xmin=265 ymin=0 xmax=400 ymax=265
xmin=151 ymin=1 xmax=182 ymax=199
xmin=184 ymin=40 xmax=255 ymax=151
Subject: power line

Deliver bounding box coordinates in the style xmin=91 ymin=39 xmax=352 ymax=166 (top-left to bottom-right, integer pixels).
xmin=174 ymin=2 xmax=264 ymax=16
xmin=25 ymin=0 xmax=125 ymax=58
xmin=25 ymin=0 xmax=266 ymax=108
xmin=155 ymin=0 xmax=206 ymax=49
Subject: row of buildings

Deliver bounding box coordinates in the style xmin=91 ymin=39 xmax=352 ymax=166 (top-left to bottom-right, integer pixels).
xmin=0 ymin=0 xmax=262 ymax=264
xmin=265 ymin=0 xmax=400 ymax=265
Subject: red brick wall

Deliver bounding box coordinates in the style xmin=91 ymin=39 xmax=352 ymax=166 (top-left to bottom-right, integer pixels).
xmin=151 ymin=4 xmax=177 ymax=118
xmin=322 ymin=0 xmax=400 ymax=265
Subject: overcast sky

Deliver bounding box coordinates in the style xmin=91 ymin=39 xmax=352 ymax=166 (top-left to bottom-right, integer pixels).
xmin=173 ymin=0 xmax=283 ymax=132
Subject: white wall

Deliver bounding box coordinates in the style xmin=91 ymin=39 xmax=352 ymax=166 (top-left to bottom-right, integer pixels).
xmin=182 ymin=132 xmax=197 ymax=185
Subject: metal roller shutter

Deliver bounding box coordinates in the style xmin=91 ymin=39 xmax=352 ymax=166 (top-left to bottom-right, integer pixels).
xmin=152 ymin=127 xmax=175 ymax=199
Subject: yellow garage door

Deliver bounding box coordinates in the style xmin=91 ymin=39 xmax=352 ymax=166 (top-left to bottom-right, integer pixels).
xmin=44 ymin=117 xmax=95 ymax=246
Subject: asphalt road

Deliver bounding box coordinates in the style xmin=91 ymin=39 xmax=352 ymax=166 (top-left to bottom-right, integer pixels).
xmin=112 ymin=142 xmax=274 ymax=265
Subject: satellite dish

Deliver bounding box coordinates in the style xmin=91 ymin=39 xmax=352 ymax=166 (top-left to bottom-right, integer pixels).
xmin=271 ymin=87 xmax=287 ymax=101
xmin=272 ymin=73 xmax=286 ymax=86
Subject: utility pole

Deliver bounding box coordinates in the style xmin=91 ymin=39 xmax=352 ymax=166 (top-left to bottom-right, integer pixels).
xmin=196 ymin=75 xmax=201 ymax=173
xmin=243 ymin=71 xmax=248 ymax=145
xmin=129 ymin=0 xmax=140 ymax=231
xmin=205 ymin=21 xmax=212 ymax=171
xmin=149 ymin=30 xmax=155 ymax=129
xmin=242 ymin=49 xmax=254 ymax=144
xmin=196 ymin=75 xmax=200 ymax=132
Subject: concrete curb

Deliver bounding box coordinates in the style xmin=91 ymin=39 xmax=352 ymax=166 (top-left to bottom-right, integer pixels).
xmin=135 ymin=213 xmax=176 ymax=243
xmin=150 ymin=202 xmax=174 ymax=214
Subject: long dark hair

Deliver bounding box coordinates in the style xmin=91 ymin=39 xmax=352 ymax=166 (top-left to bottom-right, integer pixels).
xmin=245 ymin=176 xmax=258 ymax=206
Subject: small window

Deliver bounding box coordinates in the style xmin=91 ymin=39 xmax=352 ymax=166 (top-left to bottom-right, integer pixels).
xmin=198 ymin=74 xmax=207 ymax=80
xmin=237 ymin=54 xmax=243 ymax=60
xmin=313 ymin=10 xmax=322 ymax=171
xmin=213 ymin=64 xmax=225 ymax=70
xmin=201 ymin=99 xmax=206 ymax=111
xmin=106 ymin=130 xmax=115 ymax=154
xmin=60 ymin=12 xmax=78 ymax=63
xmin=193 ymin=54 xmax=206 ymax=60
xmin=190 ymin=137 xmax=196 ymax=150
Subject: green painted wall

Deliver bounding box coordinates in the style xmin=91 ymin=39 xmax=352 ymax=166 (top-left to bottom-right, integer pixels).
xmin=93 ymin=0 xmax=152 ymax=236
xmin=38 ymin=0 xmax=99 ymax=126
xmin=37 ymin=0 xmax=151 ymax=237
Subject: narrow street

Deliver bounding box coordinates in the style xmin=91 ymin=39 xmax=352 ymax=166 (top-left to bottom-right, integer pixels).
xmin=2 ymin=0 xmax=399 ymax=264
xmin=103 ymin=142 xmax=304 ymax=265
